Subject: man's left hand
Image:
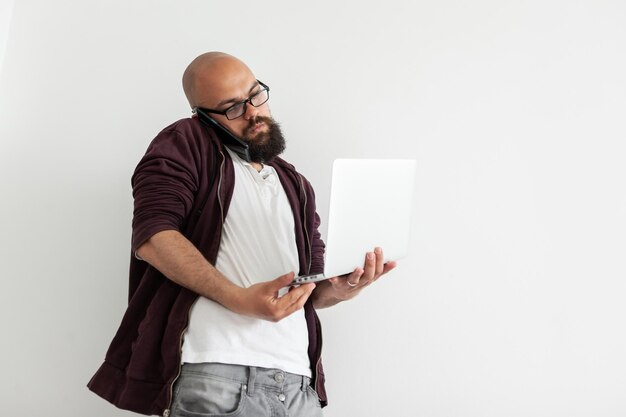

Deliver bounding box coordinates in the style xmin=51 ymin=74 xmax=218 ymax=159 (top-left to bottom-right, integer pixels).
xmin=312 ymin=247 xmax=396 ymax=308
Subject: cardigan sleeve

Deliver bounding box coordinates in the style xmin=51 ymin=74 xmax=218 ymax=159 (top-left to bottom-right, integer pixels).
xmin=130 ymin=127 xmax=201 ymax=252
xmin=309 ymin=210 xmax=325 ymax=273
xmin=302 ymin=178 xmax=325 ymax=274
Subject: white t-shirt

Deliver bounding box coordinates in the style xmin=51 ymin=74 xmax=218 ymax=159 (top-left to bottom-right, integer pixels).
xmin=181 ymin=149 xmax=311 ymax=377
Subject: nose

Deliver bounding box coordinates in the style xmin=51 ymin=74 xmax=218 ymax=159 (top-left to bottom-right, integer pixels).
xmin=242 ymin=100 xmax=260 ymax=120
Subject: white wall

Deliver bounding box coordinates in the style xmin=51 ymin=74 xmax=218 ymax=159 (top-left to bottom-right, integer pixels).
xmin=0 ymin=0 xmax=14 ymax=72
xmin=1 ymin=1 xmax=625 ymax=416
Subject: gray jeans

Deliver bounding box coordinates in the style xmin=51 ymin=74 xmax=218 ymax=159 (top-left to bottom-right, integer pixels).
xmin=169 ymin=363 xmax=324 ymax=417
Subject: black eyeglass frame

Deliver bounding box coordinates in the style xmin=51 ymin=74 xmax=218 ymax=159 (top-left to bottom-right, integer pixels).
xmin=194 ymin=80 xmax=270 ymax=120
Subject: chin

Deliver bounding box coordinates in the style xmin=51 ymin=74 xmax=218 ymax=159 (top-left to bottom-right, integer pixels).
xmin=245 ymin=131 xmax=270 ymax=144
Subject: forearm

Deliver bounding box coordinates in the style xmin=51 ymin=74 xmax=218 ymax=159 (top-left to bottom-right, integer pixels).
xmin=136 ymin=229 xmax=241 ymax=308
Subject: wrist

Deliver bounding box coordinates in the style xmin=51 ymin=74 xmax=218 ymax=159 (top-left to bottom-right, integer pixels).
xmin=211 ymin=276 xmax=245 ymax=312
xmin=311 ymin=280 xmax=342 ymax=309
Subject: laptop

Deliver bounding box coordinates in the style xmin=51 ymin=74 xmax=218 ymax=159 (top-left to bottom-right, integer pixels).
xmin=290 ymin=159 xmax=416 ymax=286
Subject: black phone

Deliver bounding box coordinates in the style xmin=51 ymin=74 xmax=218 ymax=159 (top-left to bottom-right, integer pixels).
xmin=195 ymin=108 xmax=251 ymax=162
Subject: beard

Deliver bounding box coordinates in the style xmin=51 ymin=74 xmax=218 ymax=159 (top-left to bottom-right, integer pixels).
xmin=241 ymin=115 xmax=286 ymax=163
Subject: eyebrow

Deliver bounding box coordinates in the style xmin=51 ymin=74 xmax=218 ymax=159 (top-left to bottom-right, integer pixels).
xmin=216 ymin=82 xmax=260 ymax=108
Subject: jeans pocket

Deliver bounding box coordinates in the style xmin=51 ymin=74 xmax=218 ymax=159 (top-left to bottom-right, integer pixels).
xmin=306 ymin=385 xmax=322 ymax=408
xmin=171 ymin=374 xmax=247 ymax=417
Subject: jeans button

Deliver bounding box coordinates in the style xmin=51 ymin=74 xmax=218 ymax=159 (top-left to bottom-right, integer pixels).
xmin=278 ymin=393 xmax=286 ymax=402
xmin=274 ymin=372 xmax=285 ymax=383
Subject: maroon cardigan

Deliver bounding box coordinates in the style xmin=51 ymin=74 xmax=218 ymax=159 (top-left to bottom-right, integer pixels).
xmin=87 ymin=118 xmax=327 ymax=416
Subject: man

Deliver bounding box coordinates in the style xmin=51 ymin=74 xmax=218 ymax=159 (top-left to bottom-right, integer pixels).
xmin=88 ymin=52 xmax=395 ymax=417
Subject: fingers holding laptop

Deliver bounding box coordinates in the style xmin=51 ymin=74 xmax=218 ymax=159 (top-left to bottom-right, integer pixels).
xmin=330 ymin=247 xmax=397 ymax=292
xmin=313 ymin=247 xmax=397 ymax=308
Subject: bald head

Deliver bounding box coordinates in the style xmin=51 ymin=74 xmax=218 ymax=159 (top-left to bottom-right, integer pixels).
xmin=182 ymin=52 xmax=256 ymax=109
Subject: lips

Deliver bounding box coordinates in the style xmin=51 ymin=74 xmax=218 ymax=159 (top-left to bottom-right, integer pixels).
xmin=245 ymin=121 xmax=267 ymax=136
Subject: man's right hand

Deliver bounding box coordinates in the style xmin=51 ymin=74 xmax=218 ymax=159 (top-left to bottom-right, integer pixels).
xmin=226 ymin=272 xmax=316 ymax=322
xmin=137 ymin=231 xmax=315 ymax=323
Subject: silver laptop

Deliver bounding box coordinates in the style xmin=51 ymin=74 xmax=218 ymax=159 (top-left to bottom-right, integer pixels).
xmin=290 ymin=159 xmax=416 ymax=286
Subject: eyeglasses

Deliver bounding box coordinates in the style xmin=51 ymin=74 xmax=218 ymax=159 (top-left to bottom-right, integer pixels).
xmin=196 ymin=80 xmax=270 ymax=120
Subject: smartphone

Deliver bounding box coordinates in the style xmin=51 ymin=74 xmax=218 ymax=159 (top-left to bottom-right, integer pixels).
xmin=195 ymin=108 xmax=251 ymax=162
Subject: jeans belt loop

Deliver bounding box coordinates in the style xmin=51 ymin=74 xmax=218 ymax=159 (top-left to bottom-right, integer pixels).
xmin=247 ymin=367 xmax=256 ymax=396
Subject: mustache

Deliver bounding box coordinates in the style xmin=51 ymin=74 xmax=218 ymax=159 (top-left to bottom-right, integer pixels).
xmin=243 ymin=116 xmax=273 ymax=136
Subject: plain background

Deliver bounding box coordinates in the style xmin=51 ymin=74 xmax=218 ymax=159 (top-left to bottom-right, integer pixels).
xmin=1 ymin=1 xmax=625 ymax=416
